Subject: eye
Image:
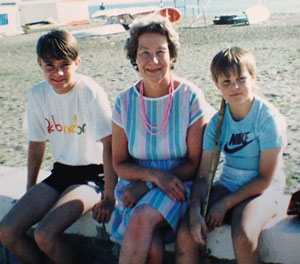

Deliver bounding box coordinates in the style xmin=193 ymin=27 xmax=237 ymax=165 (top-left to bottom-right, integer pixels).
xmin=222 ymin=80 xmax=231 ymax=86
xmin=138 ymin=51 xmax=150 ymax=60
xmin=239 ymin=76 xmax=247 ymax=82
xmin=62 ymin=62 xmax=71 ymax=69
xmin=45 ymin=63 xmax=54 ymax=70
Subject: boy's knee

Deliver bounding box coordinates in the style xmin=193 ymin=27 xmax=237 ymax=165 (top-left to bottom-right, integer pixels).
xmin=34 ymin=226 xmax=54 ymax=253
xmin=0 ymin=221 xmax=18 ymax=246
xmin=232 ymin=229 xmax=256 ymax=252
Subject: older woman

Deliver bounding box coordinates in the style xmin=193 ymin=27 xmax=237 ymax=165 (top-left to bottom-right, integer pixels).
xmin=110 ymin=14 xmax=214 ymax=264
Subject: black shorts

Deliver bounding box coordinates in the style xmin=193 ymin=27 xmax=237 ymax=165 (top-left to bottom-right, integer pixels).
xmin=43 ymin=162 xmax=104 ymax=194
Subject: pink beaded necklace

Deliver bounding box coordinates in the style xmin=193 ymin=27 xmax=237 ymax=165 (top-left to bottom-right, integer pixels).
xmin=139 ymin=78 xmax=174 ymax=135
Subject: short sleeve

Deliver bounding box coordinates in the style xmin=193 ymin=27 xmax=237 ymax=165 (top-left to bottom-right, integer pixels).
xmin=26 ymin=90 xmax=48 ymax=141
xmin=90 ymin=85 xmax=112 ymax=141
xmin=189 ymin=87 xmax=215 ymax=127
xmin=258 ymin=113 xmax=286 ymax=151
xmin=112 ymin=93 xmax=123 ymax=128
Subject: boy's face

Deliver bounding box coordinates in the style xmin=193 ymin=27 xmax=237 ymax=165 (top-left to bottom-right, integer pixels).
xmin=215 ymin=68 xmax=255 ymax=106
xmin=38 ymin=57 xmax=80 ymax=94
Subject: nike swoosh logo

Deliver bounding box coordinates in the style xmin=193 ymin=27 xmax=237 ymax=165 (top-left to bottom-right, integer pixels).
xmin=224 ymin=139 xmax=255 ymax=154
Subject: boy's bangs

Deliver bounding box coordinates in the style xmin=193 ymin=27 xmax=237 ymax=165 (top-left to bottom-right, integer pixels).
xmin=216 ymin=62 xmax=243 ymax=79
xmin=37 ymin=33 xmax=78 ymax=62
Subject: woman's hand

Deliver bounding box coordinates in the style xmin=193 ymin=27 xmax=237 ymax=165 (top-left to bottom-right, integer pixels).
xmin=121 ymin=181 xmax=149 ymax=208
xmin=206 ymin=199 xmax=228 ymax=229
xmin=190 ymin=209 xmax=208 ymax=245
xmin=154 ymin=172 xmax=186 ymax=201
xmin=92 ymin=198 xmax=115 ymax=223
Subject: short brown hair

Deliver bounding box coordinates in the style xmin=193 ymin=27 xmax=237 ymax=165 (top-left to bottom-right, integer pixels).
xmin=125 ymin=14 xmax=180 ymax=71
xmin=36 ymin=29 xmax=79 ymax=62
xmin=210 ymin=46 xmax=256 ymax=84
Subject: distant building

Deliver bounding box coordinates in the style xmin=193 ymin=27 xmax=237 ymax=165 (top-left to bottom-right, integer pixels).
xmin=0 ymin=2 xmax=22 ymax=36
xmin=19 ymin=0 xmax=90 ymax=26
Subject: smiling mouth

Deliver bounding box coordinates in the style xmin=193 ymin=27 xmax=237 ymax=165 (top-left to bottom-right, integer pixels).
xmin=147 ymin=68 xmax=161 ymax=73
xmin=52 ymin=79 xmax=65 ymax=83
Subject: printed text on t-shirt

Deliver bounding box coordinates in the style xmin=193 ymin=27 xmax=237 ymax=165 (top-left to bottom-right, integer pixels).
xmin=45 ymin=115 xmax=86 ymax=135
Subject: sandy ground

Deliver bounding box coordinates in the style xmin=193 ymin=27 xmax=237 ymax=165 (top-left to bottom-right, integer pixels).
xmin=0 ymin=13 xmax=299 ymax=193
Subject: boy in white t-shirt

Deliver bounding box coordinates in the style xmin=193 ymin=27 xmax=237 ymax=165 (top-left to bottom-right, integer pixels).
xmin=0 ymin=30 xmax=117 ymax=263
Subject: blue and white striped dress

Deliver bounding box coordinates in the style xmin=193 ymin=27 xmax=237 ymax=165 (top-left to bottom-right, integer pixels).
xmin=111 ymin=78 xmax=213 ymax=243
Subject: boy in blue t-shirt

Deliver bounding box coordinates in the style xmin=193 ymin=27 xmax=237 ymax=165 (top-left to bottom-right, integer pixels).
xmin=176 ymin=46 xmax=286 ymax=264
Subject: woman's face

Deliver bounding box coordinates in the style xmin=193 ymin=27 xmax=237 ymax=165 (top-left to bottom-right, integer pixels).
xmin=136 ymin=32 xmax=172 ymax=85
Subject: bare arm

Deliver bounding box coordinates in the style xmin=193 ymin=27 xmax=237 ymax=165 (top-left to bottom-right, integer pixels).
xmin=27 ymin=141 xmax=46 ymax=190
xmin=170 ymin=116 xmax=207 ymax=181
xmin=216 ymin=147 xmax=281 ymax=211
xmin=205 ymin=147 xmax=282 ymax=229
xmin=189 ymin=150 xmax=212 ymax=245
xmin=102 ymin=135 xmax=118 ymax=202
xmin=93 ymin=135 xmax=118 ymax=223
xmin=113 ymin=116 xmax=206 ymax=182
xmin=112 ymin=116 xmax=207 ymax=202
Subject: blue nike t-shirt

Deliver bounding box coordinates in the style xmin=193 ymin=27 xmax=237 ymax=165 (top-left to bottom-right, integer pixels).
xmin=203 ymin=96 xmax=286 ymax=171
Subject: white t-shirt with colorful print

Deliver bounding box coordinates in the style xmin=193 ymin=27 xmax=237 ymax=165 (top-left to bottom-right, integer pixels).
xmin=26 ymin=74 xmax=112 ymax=166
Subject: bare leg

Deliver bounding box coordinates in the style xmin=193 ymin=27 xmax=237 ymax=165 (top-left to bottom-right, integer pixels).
xmin=175 ymin=185 xmax=231 ymax=264
xmin=231 ymin=190 xmax=278 ymax=264
xmin=147 ymin=229 xmax=164 ymax=264
xmin=175 ymin=214 xmax=201 ymax=264
xmin=119 ymin=204 xmax=166 ymax=264
xmin=34 ymin=184 xmax=100 ymax=264
xmin=0 ymin=183 xmax=59 ymax=264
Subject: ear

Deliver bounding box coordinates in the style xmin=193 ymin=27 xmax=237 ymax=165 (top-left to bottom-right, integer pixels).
xmin=75 ymin=57 xmax=81 ymax=67
xmin=215 ymin=80 xmax=221 ymax=90
xmin=37 ymin=58 xmax=42 ymax=67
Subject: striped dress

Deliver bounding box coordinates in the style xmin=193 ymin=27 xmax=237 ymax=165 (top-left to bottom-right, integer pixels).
xmin=111 ymin=78 xmax=213 ymax=243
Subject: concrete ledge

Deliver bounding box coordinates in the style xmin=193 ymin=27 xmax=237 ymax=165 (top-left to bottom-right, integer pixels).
xmin=206 ymin=200 xmax=300 ymax=264
xmin=1 ymin=166 xmax=299 ymax=263
xmin=0 ymin=166 xmax=111 ymax=239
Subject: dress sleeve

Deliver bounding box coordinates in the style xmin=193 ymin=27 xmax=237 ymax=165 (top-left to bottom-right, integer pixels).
xmin=189 ymin=88 xmax=215 ymax=127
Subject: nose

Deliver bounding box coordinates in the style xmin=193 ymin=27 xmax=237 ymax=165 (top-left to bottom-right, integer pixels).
xmin=150 ymin=53 xmax=159 ymax=64
xmin=233 ymin=81 xmax=239 ymax=88
xmin=55 ymin=67 xmax=64 ymax=76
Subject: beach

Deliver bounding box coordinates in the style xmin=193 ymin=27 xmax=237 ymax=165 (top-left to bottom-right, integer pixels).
xmin=0 ymin=11 xmax=299 ymax=264
xmin=1 ymin=13 xmax=299 ymax=192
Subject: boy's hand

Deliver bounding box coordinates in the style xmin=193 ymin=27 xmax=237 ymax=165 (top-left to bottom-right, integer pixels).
xmin=92 ymin=198 xmax=115 ymax=223
xmin=190 ymin=210 xmax=208 ymax=245
xmin=206 ymin=200 xmax=227 ymax=229
xmin=121 ymin=181 xmax=149 ymax=208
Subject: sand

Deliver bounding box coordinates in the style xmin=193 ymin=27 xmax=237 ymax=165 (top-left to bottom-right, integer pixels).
xmin=0 ymin=13 xmax=299 ymax=193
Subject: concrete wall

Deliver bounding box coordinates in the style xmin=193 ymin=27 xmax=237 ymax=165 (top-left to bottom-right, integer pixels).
xmin=1 ymin=166 xmax=299 ymax=263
